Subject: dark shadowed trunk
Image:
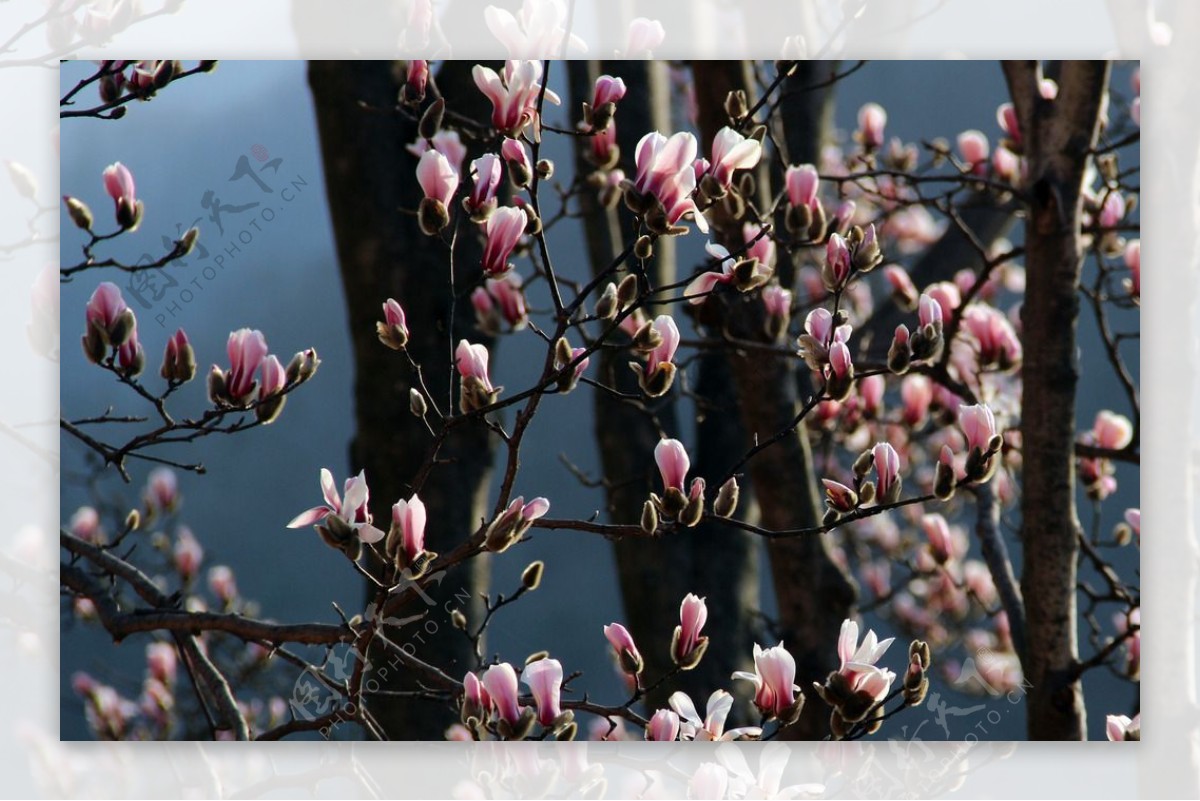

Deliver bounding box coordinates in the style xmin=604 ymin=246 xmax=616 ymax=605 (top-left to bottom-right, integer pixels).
xmin=566 ymin=59 xmax=758 ymax=712
xmin=1003 ymin=59 xmax=1110 ymax=741
xmin=692 ymin=60 xmax=857 ymax=740
xmin=308 ymin=60 xmax=497 ymax=739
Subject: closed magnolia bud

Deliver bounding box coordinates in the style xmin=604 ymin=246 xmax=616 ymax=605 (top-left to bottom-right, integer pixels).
xmin=82 ymin=325 xmax=106 ymax=364
xmin=125 ymin=508 xmax=141 ymax=532
xmin=857 ymin=480 xmax=876 ymax=506
xmin=178 ymin=226 xmax=200 ymax=256
xmin=418 ymin=97 xmax=445 ymax=139
xmin=207 ymin=365 xmax=228 ymax=405
xmin=679 ymin=493 xmax=704 ymax=528
xmin=853 ymin=449 xmax=874 ymax=478
xmin=616 ymin=273 xmax=639 ymax=310
xmin=152 ymin=59 xmax=175 ymax=88
xmin=286 ymin=349 xmax=320 ymax=384
xmin=418 ymin=197 xmax=450 ymax=236
xmin=116 ymin=199 xmax=144 ymax=230
xmin=634 ymin=234 xmax=654 ymax=261
xmin=450 ymin=608 xmax=468 ymax=630
xmin=64 ymin=196 xmax=94 ymax=230
xmin=409 ymin=387 xmax=428 ymax=418
xmin=909 ymin=639 xmax=932 ymax=670
xmin=509 ymin=160 xmax=532 ymax=189
xmin=521 ymin=205 xmax=542 ymax=235
xmin=536 ymin=158 xmax=554 ymax=180
xmin=1113 ymin=522 xmax=1133 ymax=547
xmin=904 ymin=677 xmax=929 ymax=707
xmin=822 ymin=508 xmax=841 ymax=528
xmin=933 ymin=459 xmax=956 ymax=501
xmin=724 ymin=89 xmax=749 ymax=121
xmin=255 ymin=394 xmax=286 ymax=425
xmin=198 ymin=60 xmax=218 ymax=72
xmin=713 ymin=477 xmax=739 ymax=518
xmin=887 ymin=330 xmax=912 ymax=374
xmin=808 ymin=202 xmax=828 ymax=242
xmin=99 ymin=75 xmax=120 ymax=103
xmin=109 ymin=309 xmax=136 ymax=348
xmin=556 ymin=721 xmax=578 ymax=741
xmin=521 ymin=560 xmax=544 ymax=590
xmin=554 ymin=337 xmax=573 ymax=368
xmin=640 ymin=499 xmax=658 ymax=534
xmin=590 ymin=100 xmax=616 ymax=132
xmin=595 ymin=283 xmax=618 ymax=319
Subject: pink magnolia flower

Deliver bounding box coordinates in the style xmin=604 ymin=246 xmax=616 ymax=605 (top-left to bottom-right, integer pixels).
xmin=391 ymin=494 xmax=427 ymax=564
xmin=85 ymin=281 xmax=129 ymax=339
xmin=959 ymin=404 xmax=998 ymax=453
xmin=669 ymin=690 xmax=762 ymax=741
xmin=381 ymin=298 xmax=409 ymax=345
xmin=762 ymin=284 xmax=792 ymax=319
xmin=825 ymin=233 xmax=851 ymax=289
xmin=707 ymin=126 xmax=763 ymax=190
xmin=732 ymin=642 xmax=802 ymax=720
xmin=472 ymin=60 xmax=559 ymax=137
xmin=482 ymin=206 xmax=526 ymax=276
xmin=467 ymin=154 xmax=503 ymax=215
xmin=223 ymin=328 xmax=269 ymax=402
xmin=592 ymin=74 xmax=626 ymax=109
xmin=407 ymin=130 xmax=468 ymax=176
xmin=1098 ymin=190 xmax=1124 ymax=229
xmin=207 ymin=565 xmax=237 ymax=603
xmin=416 ymin=149 xmax=459 ymax=208
xmin=805 ymin=308 xmax=851 ymax=349
xmin=472 ymin=274 xmax=528 ymax=333
xmin=590 ymin=123 xmax=618 ymax=168
xmin=743 ymin=222 xmax=776 ymax=267
xmin=144 ymin=467 xmax=178 ymax=512
xmin=521 ymin=657 xmax=563 ymax=727
xmin=822 ymin=479 xmax=858 ymax=513
xmin=1093 ymin=410 xmax=1133 ymax=450
xmin=918 ymin=293 xmax=943 ymax=328
xmin=102 ymin=162 xmax=140 ymax=228
xmin=992 ymin=145 xmax=1021 ymax=184
xmin=674 ymin=593 xmax=708 ymax=662
xmin=645 ymin=708 xmax=681 ymax=741
xmin=1106 ymin=713 xmax=1140 ymax=741
xmin=481 ymin=662 xmax=523 ymax=725
xmin=857 ymin=103 xmax=887 ymax=149
xmin=836 ymin=618 xmax=896 ymax=701
xmin=956 ymin=129 xmax=989 ymax=173
xmin=828 ymin=340 xmax=853 ymax=380
xmin=925 ymin=281 xmax=961 ymax=317
xmin=259 ymin=355 xmax=286 ymax=400
xmin=684 ymin=241 xmax=736 ymax=303
xmin=859 ymin=373 xmax=884 ymax=416
xmin=463 ymin=670 xmax=490 ymax=719
xmin=173 ymin=526 xmax=203 ymax=580
xmin=286 ymin=468 xmax=386 ymax=544
xmin=455 ymin=339 xmax=495 ymax=393
xmin=146 ymin=642 xmax=177 ymax=685
xmin=70 ymin=506 xmax=102 ymax=543
xmin=161 ymin=328 xmax=193 ymax=382
xmin=961 ymin=305 xmax=1022 ymax=368
xmin=785 ymin=163 xmax=820 ymax=209
xmin=873 ymin=441 xmax=900 ymax=501
xmin=997 ymin=102 xmax=1021 ymax=146
xmin=404 ymin=59 xmax=428 ymax=100
xmin=1125 ymin=508 xmax=1140 ymax=540
xmin=500 ymin=495 xmax=551 ymax=528
xmin=883 ymin=266 xmax=918 ymax=309
xmin=654 ymin=438 xmax=690 ymax=492
xmin=501 ymin=136 xmax=531 ymax=175
xmin=646 ymin=314 xmax=680 ymax=376
xmin=922 ymin=513 xmax=953 ymax=564
xmin=633 ymin=131 xmax=708 ymax=232
xmin=900 ymin=374 xmax=933 ymax=426
xmin=603 ymin=623 xmax=643 ymax=673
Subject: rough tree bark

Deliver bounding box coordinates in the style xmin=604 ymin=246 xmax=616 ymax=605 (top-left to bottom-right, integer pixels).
xmin=566 ymin=59 xmax=758 ymax=711
xmin=691 ymin=60 xmax=857 ymax=740
xmin=309 ymin=61 xmax=497 ymax=740
xmin=1003 ymin=59 xmax=1110 ymax=741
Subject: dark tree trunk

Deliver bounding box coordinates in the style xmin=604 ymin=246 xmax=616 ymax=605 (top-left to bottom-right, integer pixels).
xmin=566 ymin=59 xmax=758 ymax=712
xmin=1004 ymin=59 xmax=1110 ymax=741
xmin=308 ymin=60 xmax=497 ymax=740
xmin=691 ymin=60 xmax=857 ymax=740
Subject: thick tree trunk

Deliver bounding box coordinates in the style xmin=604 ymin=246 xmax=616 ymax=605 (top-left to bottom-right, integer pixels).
xmin=566 ymin=60 xmax=758 ymax=711
xmin=692 ymin=60 xmax=856 ymax=740
xmin=308 ymin=61 xmax=496 ymax=740
xmin=1004 ymin=59 xmax=1110 ymax=741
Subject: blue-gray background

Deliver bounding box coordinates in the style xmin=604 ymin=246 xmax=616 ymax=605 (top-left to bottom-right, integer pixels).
xmin=59 ymin=60 xmax=1139 ymax=741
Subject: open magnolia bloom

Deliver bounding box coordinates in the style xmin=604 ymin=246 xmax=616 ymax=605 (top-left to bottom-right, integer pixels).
xmin=286 ymin=468 xmax=386 ymax=556
xmin=669 ymin=690 xmax=762 ymax=741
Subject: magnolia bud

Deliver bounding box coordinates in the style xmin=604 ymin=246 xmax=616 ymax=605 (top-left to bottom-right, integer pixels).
xmin=724 ymin=89 xmax=749 ymax=121
xmin=409 ymin=388 xmax=428 ymax=418
xmin=178 ymin=226 xmax=200 ymax=256
xmin=933 ymin=459 xmax=956 ymax=501
xmin=634 ymin=234 xmax=654 ymax=261
xmin=679 ymin=492 xmax=704 ymax=528
xmin=632 ymin=321 xmax=663 ymax=352
xmin=81 ymin=325 xmax=106 ymax=364
xmin=857 ymin=481 xmax=876 ymax=506
xmin=909 ymin=639 xmax=932 ymax=669
xmin=286 ymin=348 xmax=320 ymax=384
xmin=556 ymin=721 xmax=578 ymax=741
xmin=419 ymin=97 xmax=446 ymax=139
xmin=595 ymin=283 xmax=619 ymax=319
xmin=640 ymin=499 xmax=658 ymax=534
xmin=64 ymin=196 xmax=93 ymax=230
xmin=450 ymin=608 xmax=468 ymax=630
xmin=255 ymin=394 xmax=286 ymax=425
xmin=521 ymin=560 xmax=544 ymax=590
xmin=125 ymin=509 xmax=141 ymax=531
xmin=418 ymin=197 xmax=450 ymax=236
xmin=616 ymin=273 xmax=640 ymax=310
xmin=853 ymin=449 xmax=874 ymax=478
xmin=536 ymin=159 xmax=554 ymax=180
xmin=713 ymin=477 xmax=739 ymax=518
